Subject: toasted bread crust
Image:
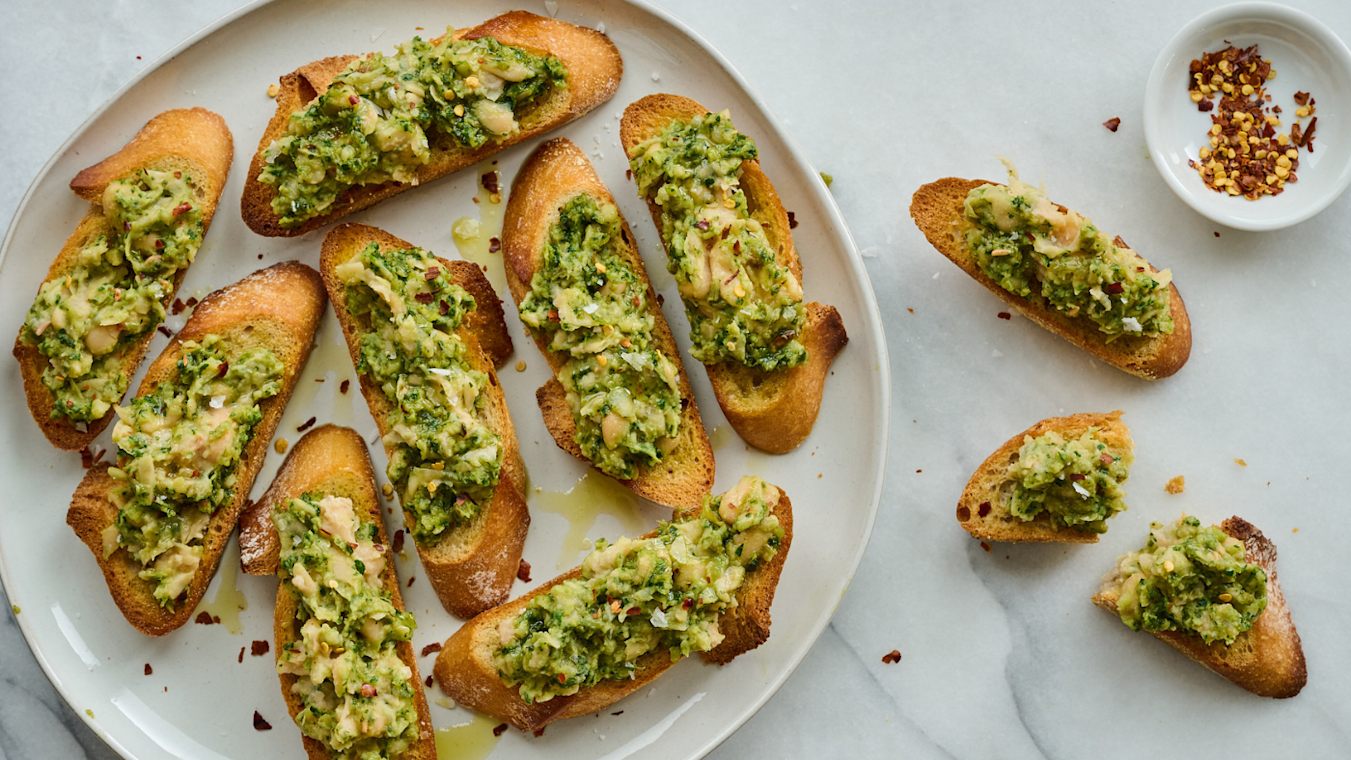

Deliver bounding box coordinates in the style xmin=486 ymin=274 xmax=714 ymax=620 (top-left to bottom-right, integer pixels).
xmin=957 ymin=411 xmax=1133 ymax=544
xmin=65 ymin=262 xmax=326 ymax=636
xmin=15 ymin=108 xmax=234 ymax=450
xmin=434 ymin=488 xmax=794 ymax=733
xmin=909 ymin=177 xmax=1192 ymax=380
xmin=237 ymin=425 xmax=436 ymax=760
xmin=240 ymin=11 xmax=623 ymax=238
xmin=319 ymin=224 xmax=528 ymax=619
xmin=501 ymin=138 xmax=714 ymax=508
xmin=619 ymin=94 xmax=847 ymax=454
xmin=1093 ymin=517 xmax=1307 ymax=698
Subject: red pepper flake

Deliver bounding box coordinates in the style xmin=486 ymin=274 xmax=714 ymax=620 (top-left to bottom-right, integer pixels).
xmin=1103 ymin=117 xmax=1121 ymax=132
xmin=340 ymin=379 xmax=351 ymax=394
xmin=1069 ymin=473 xmax=1086 ymax=481
xmin=144 ymin=663 xmax=153 ymax=675
xmin=438 ymin=299 xmax=449 ymax=315
xmin=656 ymin=294 xmax=664 ymax=306
xmin=695 ymin=219 xmax=710 ymax=231
xmin=238 ymin=647 xmax=245 ymax=663
xmin=787 ymin=211 xmax=798 ymax=229
xmin=253 ymin=712 xmax=272 ymax=731
xmin=413 ymin=291 xmax=434 ymax=304
xmin=556 ymin=673 xmax=567 ymax=684
xmin=682 ymin=598 xmax=694 ymax=610
xmin=194 ymin=612 xmax=215 ymax=625
xmin=216 ymin=361 xmax=229 ymax=378
xmin=393 ymin=529 xmax=405 ymax=553
xmin=1100 ymin=453 xmax=1115 ymax=466
xmin=1293 ymin=91 xmax=1310 ymax=106
xmin=481 ymin=171 xmax=500 ymax=195
xmin=627 ymin=606 xmax=641 ymax=615
xmin=185 ymin=297 xmax=198 ymax=309
xmin=977 ymin=501 xmax=992 ymax=518
xmin=1105 ymin=282 xmax=1125 ymax=295
xmin=626 ymin=169 xmax=633 ymax=180
xmin=733 ymin=240 xmax=742 ymax=256
xmin=360 ymin=683 xmax=377 ymax=698
xmin=172 ymin=203 xmax=191 ymax=216
xmin=493 ymin=724 xmax=509 ymax=737
xmin=171 ymin=298 xmax=186 ymax=315
xmin=296 ymin=417 xmax=317 ymax=433
xmin=996 ymin=312 xmax=1011 ymax=320
xmin=517 ymin=559 xmax=532 ymax=582
xmin=881 ymin=650 xmax=902 ymax=664
xmin=1304 ymin=116 xmax=1318 ymax=152
xmin=425 ymin=266 xmax=440 ymax=280
xmin=1198 ymin=97 xmax=1214 ymax=112
xmin=421 ymin=642 xmax=443 ymax=657
xmin=612 ymin=710 xmax=624 ymax=716
xmin=547 ymin=309 xmax=559 ymax=322
xmin=980 ymin=541 xmax=992 ymax=553
xmin=488 ymin=237 xmax=501 ymax=253
xmin=631 ymin=296 xmax=640 ymax=308
xmin=157 ymin=325 xmax=173 ymax=338
xmin=251 ymin=640 xmax=270 ymax=656
xmin=425 ymin=675 xmax=434 ymax=687
xmin=348 ymin=94 xmax=359 ymax=105
xmin=408 ymin=576 xmax=416 ymax=588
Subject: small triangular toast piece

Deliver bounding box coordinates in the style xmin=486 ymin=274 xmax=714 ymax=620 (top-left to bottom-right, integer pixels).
xmin=957 ymin=411 xmax=1132 ymax=544
xmin=66 ymin=262 xmax=326 ymax=636
xmin=501 ymin=138 xmax=714 ymax=508
xmin=240 ymin=11 xmax=623 ymax=238
xmin=238 ymin=425 xmax=436 ymax=760
xmin=320 ymin=224 xmax=529 ymax=619
xmin=433 ymin=484 xmax=793 ymax=733
xmin=910 ymin=178 xmax=1191 ymax=380
xmin=1092 ymin=517 xmax=1307 ymax=698
xmin=15 ymin=107 xmax=234 ymax=450
xmin=619 ymin=94 xmax=847 ymax=453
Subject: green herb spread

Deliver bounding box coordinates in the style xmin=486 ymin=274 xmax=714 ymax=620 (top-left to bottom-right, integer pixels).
xmin=1110 ymin=516 xmax=1268 ymax=645
xmin=629 ymin=111 xmax=807 ymax=371
xmin=275 ymin=493 xmax=419 ymax=758
xmin=103 ymin=335 xmax=282 ymax=605
xmin=1007 ymin=428 xmax=1130 ymax=533
xmin=21 ymin=170 xmax=203 ymax=422
xmin=260 ymin=33 xmax=566 ymax=228
xmin=336 ymin=244 xmax=501 ymax=544
xmin=961 ymin=161 xmax=1174 ymax=339
xmin=519 ymin=195 xmax=683 ymax=479
xmin=493 ymin=475 xmax=783 ymax=704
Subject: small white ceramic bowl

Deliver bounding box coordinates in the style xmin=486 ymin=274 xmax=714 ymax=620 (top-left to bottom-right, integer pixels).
xmin=1144 ymin=2 xmax=1351 ymax=231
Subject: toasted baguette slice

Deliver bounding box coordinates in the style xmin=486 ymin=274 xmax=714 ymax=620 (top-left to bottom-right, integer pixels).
xmin=65 ymin=262 xmax=325 ymax=636
xmin=910 ymin=177 xmax=1192 ymax=380
xmin=502 ymin=138 xmax=714 ymax=508
xmin=1092 ymin=517 xmax=1306 ymax=698
xmin=15 ymin=108 xmax=234 ymax=450
xmin=434 ymin=482 xmax=794 ymax=733
xmin=241 ymin=11 xmax=623 ymax=237
xmin=957 ymin=411 xmax=1132 ymax=544
xmin=237 ymin=425 xmax=435 ymax=760
xmin=320 ymin=224 xmax=529 ymax=619
xmin=619 ymin=94 xmax=847 ymax=454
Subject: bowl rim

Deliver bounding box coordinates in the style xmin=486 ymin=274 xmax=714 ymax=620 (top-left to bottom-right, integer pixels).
xmin=1143 ymin=1 xmax=1351 ymax=231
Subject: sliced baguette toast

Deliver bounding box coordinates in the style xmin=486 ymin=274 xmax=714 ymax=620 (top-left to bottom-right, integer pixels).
xmin=958 ymin=411 xmax=1132 ymax=544
xmin=619 ymin=94 xmax=847 ymax=454
xmin=238 ymin=424 xmax=435 ymax=760
xmin=15 ymin=107 xmax=234 ymax=450
xmin=433 ymin=484 xmax=793 ymax=733
xmin=502 ymin=138 xmax=714 ymax=508
xmin=319 ymin=223 xmax=529 ymax=619
xmin=66 ymin=262 xmax=326 ymax=636
xmin=1092 ymin=517 xmax=1306 ymax=698
xmin=910 ymin=177 xmax=1192 ymax=380
xmin=241 ymin=11 xmax=623 ymax=238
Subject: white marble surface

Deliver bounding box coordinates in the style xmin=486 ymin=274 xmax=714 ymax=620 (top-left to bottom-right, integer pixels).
xmin=2 ymin=1 xmax=1349 ymax=758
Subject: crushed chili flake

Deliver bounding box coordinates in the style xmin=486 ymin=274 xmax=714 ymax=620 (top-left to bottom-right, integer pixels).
xmin=296 ymin=417 xmax=317 ymax=433
xmin=425 ymin=266 xmax=440 ymax=280
xmin=481 ymin=171 xmax=500 ymax=195
xmin=425 ymin=675 xmax=434 ymax=687
xmin=1293 ymin=91 xmax=1310 ymax=106
xmin=787 ymin=211 xmax=798 ymax=229
xmin=238 ymin=647 xmax=245 ymax=663
xmin=172 ymin=203 xmax=192 ymax=216
xmin=996 ymin=312 xmax=1011 ymax=320
xmin=414 ymin=291 xmax=434 ymax=304
xmin=980 ymin=541 xmax=992 ymax=553
xmin=493 ymin=724 xmax=509 ymax=737
xmin=172 ymin=298 xmax=186 ymax=315
xmin=195 ymin=612 xmax=215 ymax=625
xmin=393 ymin=529 xmax=405 ymax=553
xmin=253 ymin=712 xmax=272 ymax=731
xmin=421 ymin=642 xmax=443 ymax=657
xmin=340 ymin=379 xmax=351 ymax=394
xmin=1102 ymin=117 xmax=1121 ymax=132
xmin=408 ymin=576 xmax=416 ymax=587
xmin=612 ymin=710 xmax=624 ymax=716
xmin=216 ymin=361 xmax=229 ymax=378
xmin=251 ymin=640 xmax=270 ymax=656
xmin=439 ymin=299 xmax=449 ymax=315
xmin=80 ymin=446 xmax=106 ymax=469
xmin=157 ymin=325 xmax=173 ymax=338
xmin=977 ymin=501 xmax=991 ymax=518
xmin=488 ymin=237 xmax=501 ymax=253
xmin=881 ymin=650 xmax=902 ymax=664
xmin=144 ymin=663 xmax=153 ymax=675
xmin=517 ymin=559 xmax=532 ymax=582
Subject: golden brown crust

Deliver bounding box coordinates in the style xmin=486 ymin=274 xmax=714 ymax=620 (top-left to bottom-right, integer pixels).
xmin=239 ymin=425 xmax=435 ymax=760
xmin=618 ymin=94 xmax=846 ymax=453
xmin=957 ymin=411 xmax=1133 ymax=544
xmin=65 ymin=262 xmax=326 ymax=636
xmin=1092 ymin=517 xmax=1307 ymax=698
xmin=501 ymin=138 xmax=714 ymax=508
xmin=319 ymin=224 xmax=528 ymax=619
xmin=240 ymin=11 xmax=623 ymax=238
xmin=434 ymin=487 xmax=793 ymax=733
xmin=15 ymin=108 xmax=234 ymax=450
xmin=909 ymin=177 xmax=1192 ymax=380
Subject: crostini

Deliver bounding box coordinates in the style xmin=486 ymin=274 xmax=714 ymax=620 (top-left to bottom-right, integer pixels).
xmin=319 ymin=224 xmax=528 ymax=619
xmin=239 ymin=425 xmax=436 ymax=760
xmin=15 ymin=107 xmax=233 ymax=450
xmin=66 ymin=262 xmax=325 ymax=636
xmin=502 ymin=138 xmax=714 ymax=507
xmin=620 ymin=94 xmax=847 ymax=454
xmin=241 ymin=11 xmax=623 ymax=237
xmin=434 ymin=475 xmax=792 ymax=733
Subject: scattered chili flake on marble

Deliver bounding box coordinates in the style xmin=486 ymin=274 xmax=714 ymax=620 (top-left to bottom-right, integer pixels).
xmin=1102 ymin=117 xmax=1121 ymax=132
xmin=881 ymin=650 xmax=902 ymax=664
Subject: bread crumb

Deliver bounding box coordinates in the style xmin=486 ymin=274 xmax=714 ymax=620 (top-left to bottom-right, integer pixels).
xmin=266 ymin=84 xmax=279 ymax=98
xmin=251 ymin=640 xmax=270 ymax=656
xmin=1292 ymin=527 xmax=1299 ymax=533
xmin=420 ymin=642 xmax=443 ymax=657
xmin=143 ymin=663 xmax=152 ymax=675
xmin=275 ymin=438 xmax=288 ymax=454
xmin=515 ymin=360 xmax=526 ymax=372
xmin=1165 ymin=475 xmax=1186 ymax=494
xmin=1234 ymin=458 xmax=1247 ymax=467
xmin=980 ymin=541 xmax=991 ymax=553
